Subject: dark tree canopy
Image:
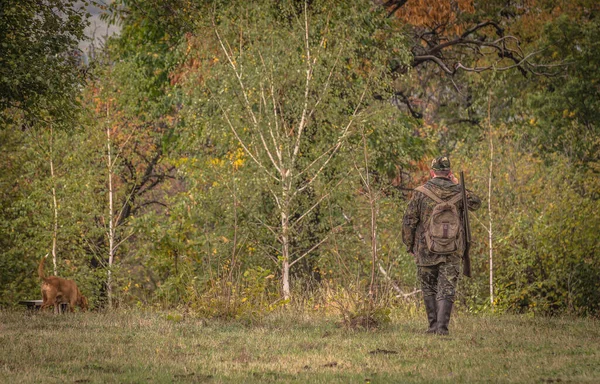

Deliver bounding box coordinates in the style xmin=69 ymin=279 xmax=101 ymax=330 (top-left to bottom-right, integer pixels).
xmin=0 ymin=0 xmax=88 ymax=125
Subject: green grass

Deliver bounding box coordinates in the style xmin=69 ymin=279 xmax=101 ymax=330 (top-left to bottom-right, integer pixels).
xmin=0 ymin=308 xmax=598 ymax=383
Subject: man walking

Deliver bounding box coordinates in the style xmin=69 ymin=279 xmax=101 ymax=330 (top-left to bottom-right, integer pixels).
xmin=402 ymin=156 xmax=481 ymax=335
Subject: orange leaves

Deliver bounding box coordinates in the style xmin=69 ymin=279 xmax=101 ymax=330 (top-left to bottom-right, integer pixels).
xmin=391 ymin=0 xmax=475 ymax=35
xmin=170 ymin=33 xmax=220 ymax=88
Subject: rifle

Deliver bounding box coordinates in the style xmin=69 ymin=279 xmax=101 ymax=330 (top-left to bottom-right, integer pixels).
xmin=460 ymin=171 xmax=472 ymax=278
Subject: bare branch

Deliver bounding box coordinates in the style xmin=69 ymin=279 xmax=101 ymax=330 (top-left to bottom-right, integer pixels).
xmin=291 ymin=176 xmax=346 ymax=229
xmin=378 ymin=262 xmax=405 ymax=296
xmin=214 ymin=23 xmax=281 ymax=173
xmin=427 ymin=36 xmax=519 ymax=57
xmin=412 ymin=54 xmax=455 ymax=74
xmin=383 ymin=0 xmax=408 ymax=18
xmin=215 ymin=99 xmax=280 ymax=182
xmin=307 ymin=44 xmax=344 ymax=122
xmin=455 ymin=50 xmax=542 ymax=73
xmin=111 ymin=230 xmax=135 ymax=253
xmin=289 ymin=234 xmax=331 ymax=268
xmin=291 ymin=1 xmax=314 ymax=165
xmin=460 ymin=20 xmax=504 ymax=39
xmin=397 ymin=289 xmax=422 ymax=299
xmin=393 ymin=91 xmax=423 ymax=119
xmin=257 ymin=53 xmax=284 ymax=165
xmin=295 ymin=75 xmax=372 ymax=193
xmin=267 ymin=184 xmax=282 ymax=211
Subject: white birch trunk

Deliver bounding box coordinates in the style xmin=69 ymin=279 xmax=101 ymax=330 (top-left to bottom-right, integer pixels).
xmin=106 ymin=103 xmax=115 ymax=309
xmin=364 ymin=134 xmax=377 ymax=299
xmin=50 ymin=125 xmax=58 ymax=276
xmin=281 ymin=177 xmax=291 ymax=300
xmin=487 ymin=95 xmax=494 ymax=307
xmin=369 ymin=198 xmax=378 ymax=298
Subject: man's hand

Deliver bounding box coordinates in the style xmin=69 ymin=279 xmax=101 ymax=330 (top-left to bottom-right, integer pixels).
xmin=449 ymin=171 xmax=459 ymax=184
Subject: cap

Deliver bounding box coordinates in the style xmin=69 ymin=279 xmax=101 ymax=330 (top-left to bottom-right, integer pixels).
xmin=431 ymin=156 xmax=451 ymax=171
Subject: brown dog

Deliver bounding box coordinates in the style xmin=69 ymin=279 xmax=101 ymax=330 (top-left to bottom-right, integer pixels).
xmin=38 ymin=256 xmax=88 ymax=313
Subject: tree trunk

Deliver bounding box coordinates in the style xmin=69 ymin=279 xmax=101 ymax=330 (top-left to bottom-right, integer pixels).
xmin=487 ymin=94 xmax=494 ymax=308
xmin=106 ymin=104 xmax=115 ymax=309
xmin=49 ymin=125 xmax=58 ymax=276
xmin=364 ymin=133 xmax=377 ymax=300
xmin=281 ymin=180 xmax=291 ymax=301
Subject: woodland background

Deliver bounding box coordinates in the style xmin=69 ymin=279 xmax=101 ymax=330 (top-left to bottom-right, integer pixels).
xmin=1 ymin=0 xmax=599 ymax=319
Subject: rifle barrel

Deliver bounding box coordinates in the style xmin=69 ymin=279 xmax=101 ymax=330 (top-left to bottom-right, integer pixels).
xmin=460 ymin=171 xmax=471 ymax=243
xmin=460 ymin=171 xmax=472 ymax=278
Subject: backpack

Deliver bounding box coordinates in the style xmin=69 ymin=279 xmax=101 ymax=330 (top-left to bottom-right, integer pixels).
xmin=415 ymin=186 xmax=464 ymax=255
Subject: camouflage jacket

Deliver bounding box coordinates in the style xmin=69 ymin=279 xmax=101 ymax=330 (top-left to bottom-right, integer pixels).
xmin=402 ymin=177 xmax=481 ymax=266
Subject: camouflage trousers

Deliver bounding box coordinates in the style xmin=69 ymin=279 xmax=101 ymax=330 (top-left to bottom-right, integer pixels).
xmin=418 ymin=258 xmax=461 ymax=302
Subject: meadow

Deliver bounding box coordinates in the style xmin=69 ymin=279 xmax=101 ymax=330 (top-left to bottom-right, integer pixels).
xmin=0 ymin=308 xmax=598 ymax=383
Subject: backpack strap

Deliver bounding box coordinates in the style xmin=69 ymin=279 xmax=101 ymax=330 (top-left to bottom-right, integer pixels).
xmin=414 ymin=186 xmax=442 ymax=203
xmin=415 ymin=186 xmax=462 ymax=205
xmin=447 ymin=192 xmax=463 ymax=205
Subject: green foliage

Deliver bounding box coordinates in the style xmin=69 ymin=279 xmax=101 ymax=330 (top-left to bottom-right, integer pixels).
xmin=0 ymin=0 xmax=88 ymax=125
xmin=0 ymin=124 xmax=107 ymax=307
xmin=1 ymin=0 xmax=599 ymax=319
xmin=455 ymin=122 xmax=600 ymax=316
xmin=528 ymin=14 xmax=600 ymax=164
xmin=159 ymin=0 xmax=417 ymax=300
xmin=493 ymin=158 xmax=600 ymax=315
xmin=155 ymin=265 xmax=284 ymax=321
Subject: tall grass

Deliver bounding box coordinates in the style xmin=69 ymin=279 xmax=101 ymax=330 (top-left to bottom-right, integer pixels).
xmin=0 ymin=307 xmax=598 ymax=383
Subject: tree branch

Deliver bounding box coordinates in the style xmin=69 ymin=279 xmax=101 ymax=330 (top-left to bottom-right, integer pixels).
xmin=214 ymin=22 xmax=281 ymax=174
xmin=291 ymin=1 xmax=314 ymax=166
xmin=393 ymin=91 xmax=423 ymax=119
xmin=214 ymin=98 xmax=281 ymax=182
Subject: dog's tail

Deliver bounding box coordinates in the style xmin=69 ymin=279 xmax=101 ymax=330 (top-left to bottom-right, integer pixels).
xmin=38 ymin=254 xmax=49 ymax=281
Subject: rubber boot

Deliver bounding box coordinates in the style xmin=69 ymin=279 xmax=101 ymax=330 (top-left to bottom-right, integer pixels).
xmin=436 ymin=299 xmax=453 ymax=335
xmin=423 ymin=296 xmax=438 ymax=334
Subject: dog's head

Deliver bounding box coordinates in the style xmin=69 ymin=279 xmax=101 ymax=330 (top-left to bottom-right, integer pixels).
xmin=78 ymin=295 xmax=89 ymax=311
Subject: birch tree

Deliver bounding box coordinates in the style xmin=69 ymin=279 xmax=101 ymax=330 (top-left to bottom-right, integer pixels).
xmin=49 ymin=125 xmax=59 ymax=276
xmin=105 ymin=102 xmax=116 ymax=308
xmin=200 ymin=0 xmax=409 ymax=299
xmin=487 ymin=94 xmax=494 ymax=307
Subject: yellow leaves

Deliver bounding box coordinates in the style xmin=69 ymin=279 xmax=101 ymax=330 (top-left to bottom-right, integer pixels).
xmin=228 ymin=147 xmax=246 ymax=170
xmin=208 ymin=148 xmax=245 ymax=171
xmin=562 ymin=109 xmax=577 ymax=118
xmin=233 ymin=158 xmax=245 ymax=169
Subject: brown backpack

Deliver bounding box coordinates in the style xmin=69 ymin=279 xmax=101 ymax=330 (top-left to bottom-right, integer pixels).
xmin=415 ymin=186 xmax=464 ymax=255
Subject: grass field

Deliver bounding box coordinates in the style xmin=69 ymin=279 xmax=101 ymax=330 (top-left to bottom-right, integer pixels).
xmin=0 ymin=308 xmax=598 ymax=383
